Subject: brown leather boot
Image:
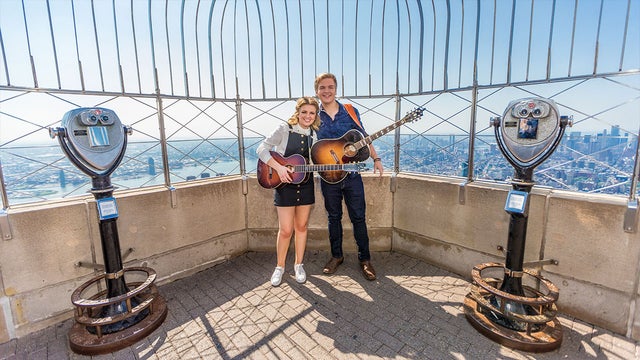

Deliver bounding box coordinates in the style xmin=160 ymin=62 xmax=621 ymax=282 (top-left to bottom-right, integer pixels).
xmin=360 ymin=260 xmax=376 ymax=281
xmin=323 ymin=257 xmax=344 ymax=274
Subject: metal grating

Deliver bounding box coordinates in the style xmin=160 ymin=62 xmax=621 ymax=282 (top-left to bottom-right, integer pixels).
xmin=0 ymin=0 xmax=639 ymax=207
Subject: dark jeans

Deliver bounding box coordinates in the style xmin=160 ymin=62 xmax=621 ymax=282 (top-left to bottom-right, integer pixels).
xmin=320 ymin=173 xmax=371 ymax=261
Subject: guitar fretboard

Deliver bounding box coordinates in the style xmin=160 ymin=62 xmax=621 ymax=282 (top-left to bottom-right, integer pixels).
xmin=353 ymin=117 xmax=413 ymax=150
xmin=294 ymin=164 xmax=358 ymax=172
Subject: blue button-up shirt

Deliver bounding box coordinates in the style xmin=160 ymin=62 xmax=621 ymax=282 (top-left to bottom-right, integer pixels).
xmin=317 ymin=101 xmax=368 ymax=140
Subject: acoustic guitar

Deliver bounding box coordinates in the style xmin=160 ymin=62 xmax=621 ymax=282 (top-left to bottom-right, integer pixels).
xmin=257 ymin=151 xmax=367 ymax=189
xmin=310 ymin=107 xmax=425 ymax=183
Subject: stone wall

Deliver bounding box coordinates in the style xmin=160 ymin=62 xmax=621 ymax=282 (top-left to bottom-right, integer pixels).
xmin=0 ymin=174 xmax=637 ymax=341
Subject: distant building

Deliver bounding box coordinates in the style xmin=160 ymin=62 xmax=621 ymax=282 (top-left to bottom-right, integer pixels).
xmin=611 ymin=125 xmax=620 ymax=137
xmin=148 ymin=157 xmax=156 ymax=176
xmin=460 ymin=161 xmax=468 ymax=177
xmin=59 ymin=170 xmax=66 ymax=188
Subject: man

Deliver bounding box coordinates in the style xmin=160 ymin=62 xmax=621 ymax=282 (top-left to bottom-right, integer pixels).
xmin=313 ymin=72 xmax=383 ymax=281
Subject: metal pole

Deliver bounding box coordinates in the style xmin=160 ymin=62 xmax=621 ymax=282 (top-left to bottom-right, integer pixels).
xmin=465 ymin=0 xmax=481 ymax=182
xmin=156 ymin=88 xmax=171 ymax=187
xmin=393 ymin=93 xmax=401 ymax=174
xmin=0 ymin=160 xmax=8 ymax=209
xmin=235 ymin=94 xmax=246 ymax=177
xmin=500 ymin=181 xmax=531 ymax=298
xmin=629 ymin=123 xmax=640 ymax=200
xmin=466 ymin=82 xmax=478 ymax=182
xmin=91 ymin=177 xmax=129 ymax=300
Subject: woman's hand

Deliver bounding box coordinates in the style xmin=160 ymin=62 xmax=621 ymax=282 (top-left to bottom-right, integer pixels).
xmin=267 ymin=157 xmax=293 ymax=183
xmin=277 ymin=164 xmax=293 ymax=183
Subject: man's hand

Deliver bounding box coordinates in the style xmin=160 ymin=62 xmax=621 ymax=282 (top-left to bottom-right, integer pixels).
xmin=370 ymin=145 xmax=383 ymax=176
xmin=373 ymin=159 xmax=384 ymax=176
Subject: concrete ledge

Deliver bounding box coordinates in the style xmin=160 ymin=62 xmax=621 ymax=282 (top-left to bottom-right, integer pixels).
xmin=393 ymin=175 xmax=545 ymax=262
xmin=139 ymin=230 xmax=248 ymax=284
xmin=543 ymin=192 xmax=637 ymax=291
xmin=392 ymin=228 xmax=500 ymax=279
xmin=545 ymin=272 xmax=631 ymax=337
xmin=248 ymin=227 xmax=392 ymax=253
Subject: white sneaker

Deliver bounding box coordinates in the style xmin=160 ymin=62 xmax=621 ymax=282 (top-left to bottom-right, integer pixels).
xmin=294 ymin=264 xmax=306 ymax=284
xmin=271 ymin=266 xmax=284 ymax=287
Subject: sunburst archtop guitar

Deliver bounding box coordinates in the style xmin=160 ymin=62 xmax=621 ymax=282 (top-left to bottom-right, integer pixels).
xmin=310 ymin=107 xmax=425 ymax=183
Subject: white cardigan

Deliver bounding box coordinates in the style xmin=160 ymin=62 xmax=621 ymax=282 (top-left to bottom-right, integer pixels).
xmin=256 ymin=122 xmax=317 ymax=164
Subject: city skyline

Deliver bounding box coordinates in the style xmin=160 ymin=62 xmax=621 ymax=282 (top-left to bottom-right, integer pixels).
xmin=1 ymin=123 xmax=635 ymax=205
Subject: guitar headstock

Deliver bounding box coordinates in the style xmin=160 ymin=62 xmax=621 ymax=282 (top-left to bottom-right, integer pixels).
xmin=401 ymin=107 xmax=425 ymax=124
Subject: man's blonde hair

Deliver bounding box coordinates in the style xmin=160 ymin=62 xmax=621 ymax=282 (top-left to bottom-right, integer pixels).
xmin=314 ymin=73 xmax=337 ymax=92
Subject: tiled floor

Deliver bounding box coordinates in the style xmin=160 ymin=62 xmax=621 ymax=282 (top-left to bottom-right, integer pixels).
xmin=1 ymin=251 xmax=638 ymax=359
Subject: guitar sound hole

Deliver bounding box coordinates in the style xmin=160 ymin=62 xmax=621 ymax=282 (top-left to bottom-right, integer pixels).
xmin=344 ymin=144 xmax=357 ymax=157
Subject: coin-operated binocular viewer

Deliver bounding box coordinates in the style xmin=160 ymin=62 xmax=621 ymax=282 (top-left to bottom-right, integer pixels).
xmin=464 ymin=98 xmax=571 ymax=352
xmin=50 ymin=108 xmax=167 ymax=355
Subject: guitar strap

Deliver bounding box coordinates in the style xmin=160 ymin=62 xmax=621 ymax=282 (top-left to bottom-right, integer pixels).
xmin=308 ymin=128 xmax=314 ymax=158
xmin=344 ymin=103 xmax=364 ymax=130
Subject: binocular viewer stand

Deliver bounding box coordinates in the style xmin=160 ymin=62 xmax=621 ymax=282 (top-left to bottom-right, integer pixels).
xmin=463 ymin=176 xmax=563 ymax=352
xmin=51 ymin=108 xmax=167 ymax=355
xmin=463 ymin=178 xmax=563 ymax=352
xmin=464 ymin=98 xmax=570 ymax=352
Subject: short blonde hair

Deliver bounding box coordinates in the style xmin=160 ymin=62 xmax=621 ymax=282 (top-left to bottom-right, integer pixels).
xmin=314 ymin=72 xmax=337 ymax=92
xmin=288 ymin=97 xmax=321 ymax=130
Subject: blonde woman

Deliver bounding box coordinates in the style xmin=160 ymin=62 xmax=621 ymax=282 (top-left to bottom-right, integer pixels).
xmin=256 ymin=97 xmax=321 ymax=286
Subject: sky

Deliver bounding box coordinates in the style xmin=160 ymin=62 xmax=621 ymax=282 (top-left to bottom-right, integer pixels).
xmin=0 ymin=0 xmax=639 ymax=145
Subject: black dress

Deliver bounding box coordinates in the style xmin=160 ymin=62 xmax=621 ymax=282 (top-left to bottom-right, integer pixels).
xmin=274 ymin=127 xmax=315 ymax=207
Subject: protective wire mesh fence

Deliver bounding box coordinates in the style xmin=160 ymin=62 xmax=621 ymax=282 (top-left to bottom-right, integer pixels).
xmin=0 ymin=0 xmax=638 ymax=206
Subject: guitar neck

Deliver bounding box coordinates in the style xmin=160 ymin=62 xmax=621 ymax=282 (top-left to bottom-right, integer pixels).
xmin=354 ymin=119 xmax=408 ymax=150
xmin=294 ymin=164 xmax=354 ymax=172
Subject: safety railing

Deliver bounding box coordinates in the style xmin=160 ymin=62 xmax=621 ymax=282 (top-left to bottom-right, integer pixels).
xmin=0 ymin=0 xmax=638 ymax=208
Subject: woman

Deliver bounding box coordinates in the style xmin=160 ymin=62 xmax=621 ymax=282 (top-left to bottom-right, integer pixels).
xmin=256 ymin=97 xmax=321 ymax=286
